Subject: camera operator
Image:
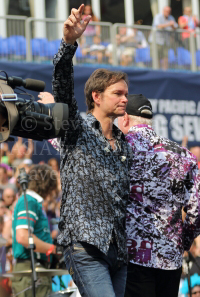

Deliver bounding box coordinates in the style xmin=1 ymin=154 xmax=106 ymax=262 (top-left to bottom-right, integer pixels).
xmin=12 ymin=164 xmax=58 ymax=297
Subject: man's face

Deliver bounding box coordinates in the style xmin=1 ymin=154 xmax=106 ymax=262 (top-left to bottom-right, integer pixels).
xmin=3 ymin=188 xmax=15 ymax=207
xmin=163 ymin=7 xmax=171 ymax=18
xmin=98 ymin=80 xmax=128 ymax=118
xmin=184 ymin=7 xmax=191 ymax=16
xmin=191 ymin=285 xmax=200 ymax=296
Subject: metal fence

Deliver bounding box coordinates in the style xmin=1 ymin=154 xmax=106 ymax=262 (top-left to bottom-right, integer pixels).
xmin=0 ymin=15 xmax=200 ymax=71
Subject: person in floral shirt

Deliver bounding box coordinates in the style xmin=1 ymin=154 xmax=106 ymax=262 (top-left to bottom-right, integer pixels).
xmin=118 ymin=94 xmax=200 ymax=297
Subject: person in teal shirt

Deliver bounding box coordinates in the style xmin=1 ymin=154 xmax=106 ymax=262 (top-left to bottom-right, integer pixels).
xmin=12 ymin=164 xmax=58 ymax=297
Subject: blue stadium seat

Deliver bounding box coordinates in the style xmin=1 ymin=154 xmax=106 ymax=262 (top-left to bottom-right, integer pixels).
xmin=0 ymin=38 xmax=9 ymax=56
xmin=196 ymin=50 xmax=200 ymax=66
xmin=177 ymin=47 xmax=191 ymax=66
xmin=31 ymin=38 xmax=48 ymax=57
xmin=32 ymin=39 xmax=41 ymax=56
xmin=76 ymin=47 xmax=84 ymax=59
xmin=168 ymin=49 xmax=177 ymax=64
xmin=135 ymin=47 xmax=151 ymax=63
xmin=9 ymin=35 xmax=26 ymax=56
xmin=52 ymin=39 xmax=61 ymax=51
xmin=43 ymin=40 xmax=57 ymax=58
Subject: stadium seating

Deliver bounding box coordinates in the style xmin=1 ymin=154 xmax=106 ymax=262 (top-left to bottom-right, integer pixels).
xmin=168 ymin=49 xmax=177 ymax=64
xmin=196 ymin=50 xmax=200 ymax=66
xmin=177 ymin=47 xmax=191 ymax=66
xmin=135 ymin=47 xmax=151 ymax=64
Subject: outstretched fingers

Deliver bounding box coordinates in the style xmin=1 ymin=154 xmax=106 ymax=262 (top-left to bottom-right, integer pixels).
xmin=82 ymin=15 xmax=92 ymax=28
xmin=78 ymin=4 xmax=85 ymax=15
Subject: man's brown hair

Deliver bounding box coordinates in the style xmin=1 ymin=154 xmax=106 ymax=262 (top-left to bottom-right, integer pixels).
xmin=84 ymin=68 xmax=128 ymax=113
xmin=28 ymin=164 xmax=57 ymax=199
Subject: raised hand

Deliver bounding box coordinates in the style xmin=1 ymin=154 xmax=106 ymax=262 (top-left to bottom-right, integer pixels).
xmin=63 ymin=4 xmax=91 ymax=45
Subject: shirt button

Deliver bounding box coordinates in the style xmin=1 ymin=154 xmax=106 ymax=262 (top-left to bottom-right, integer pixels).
xmin=136 ymin=187 xmax=142 ymax=193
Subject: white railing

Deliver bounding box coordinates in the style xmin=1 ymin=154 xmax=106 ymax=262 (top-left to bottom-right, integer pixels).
xmin=0 ymin=15 xmax=199 ymax=71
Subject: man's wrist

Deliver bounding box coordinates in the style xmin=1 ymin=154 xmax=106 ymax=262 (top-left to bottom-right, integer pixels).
xmin=63 ymin=38 xmax=76 ymax=45
xmin=46 ymin=244 xmax=56 ymax=256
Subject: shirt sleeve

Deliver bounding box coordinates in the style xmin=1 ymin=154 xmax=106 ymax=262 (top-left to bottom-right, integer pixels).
xmin=52 ymin=39 xmax=84 ymax=146
xmin=15 ymin=197 xmax=39 ymax=233
xmin=171 ymin=16 xmax=178 ymax=28
xmin=183 ymin=159 xmax=200 ymax=251
xmin=153 ymin=14 xmax=162 ymax=27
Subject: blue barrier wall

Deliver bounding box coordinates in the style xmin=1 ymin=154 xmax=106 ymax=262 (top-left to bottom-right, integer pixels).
xmin=0 ymin=61 xmax=200 ymax=163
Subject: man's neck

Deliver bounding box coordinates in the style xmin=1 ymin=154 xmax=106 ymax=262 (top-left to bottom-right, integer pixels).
xmin=92 ymin=111 xmax=114 ymax=139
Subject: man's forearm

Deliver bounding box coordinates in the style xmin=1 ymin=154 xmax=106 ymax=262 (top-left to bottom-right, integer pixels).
xmin=16 ymin=229 xmax=53 ymax=254
xmin=157 ymin=23 xmax=172 ymax=29
xmin=52 ymin=40 xmax=77 ymax=105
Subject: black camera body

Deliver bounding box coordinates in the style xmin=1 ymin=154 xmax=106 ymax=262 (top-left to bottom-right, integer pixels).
xmin=0 ymin=74 xmax=69 ymax=142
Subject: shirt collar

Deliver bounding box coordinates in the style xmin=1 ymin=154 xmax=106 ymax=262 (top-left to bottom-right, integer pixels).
xmin=128 ymin=124 xmax=153 ymax=133
xmin=86 ymin=113 xmax=125 ymax=141
xmin=26 ymin=190 xmax=43 ymax=203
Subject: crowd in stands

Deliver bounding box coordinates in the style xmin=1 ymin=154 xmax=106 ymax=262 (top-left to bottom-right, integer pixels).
xmin=0 ymin=137 xmax=64 ymax=295
xmin=75 ymin=4 xmax=200 ymax=69
xmin=1 ymin=4 xmax=200 ymax=69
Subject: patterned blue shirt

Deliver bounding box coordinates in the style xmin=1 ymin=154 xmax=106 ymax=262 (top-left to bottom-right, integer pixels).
xmin=51 ymin=40 xmax=132 ymax=262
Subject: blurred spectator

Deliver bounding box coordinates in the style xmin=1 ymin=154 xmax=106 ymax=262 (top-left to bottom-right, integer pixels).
xmin=149 ymin=6 xmax=178 ymax=69
xmin=118 ymin=21 xmax=148 ymax=66
xmin=0 ymin=143 xmax=12 ymax=166
xmin=0 ymin=199 xmax=12 ymax=247
xmin=82 ymin=35 xmax=106 ymax=63
xmin=10 ymin=138 xmax=33 ymax=169
xmin=0 ymin=215 xmax=6 ymax=274
xmin=181 ymin=273 xmax=200 ymax=296
xmin=82 ymin=5 xmax=100 ymax=46
xmin=182 ymin=240 xmax=200 ymax=278
xmin=0 ymin=166 xmax=17 ymax=199
xmin=48 ymin=158 xmax=59 ymax=172
xmin=178 ymin=7 xmax=200 ymax=47
xmin=2 ymin=187 xmax=16 ymax=209
xmin=0 ymin=166 xmax=9 ymax=187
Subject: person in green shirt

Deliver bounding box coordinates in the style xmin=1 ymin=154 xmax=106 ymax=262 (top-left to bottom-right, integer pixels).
xmin=12 ymin=164 xmax=58 ymax=297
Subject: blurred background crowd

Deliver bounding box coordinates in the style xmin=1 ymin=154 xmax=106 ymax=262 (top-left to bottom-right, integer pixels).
xmin=2 ymin=1 xmax=200 ymax=71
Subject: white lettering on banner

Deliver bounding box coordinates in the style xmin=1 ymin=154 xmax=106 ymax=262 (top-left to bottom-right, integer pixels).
xmin=149 ymin=99 xmax=158 ymax=113
xmin=153 ymin=115 xmax=168 ymax=138
xmin=193 ymin=117 xmax=200 ymax=141
xmin=197 ymin=102 xmax=200 ymax=115
xmin=184 ymin=117 xmax=195 ymax=141
xmin=158 ymin=100 xmax=196 ymax=115
xmin=170 ymin=115 xmax=184 ymax=142
xmin=156 ymin=115 xmax=200 ymax=142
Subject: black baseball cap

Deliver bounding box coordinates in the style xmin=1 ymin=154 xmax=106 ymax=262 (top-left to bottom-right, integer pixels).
xmin=126 ymin=94 xmax=153 ymax=119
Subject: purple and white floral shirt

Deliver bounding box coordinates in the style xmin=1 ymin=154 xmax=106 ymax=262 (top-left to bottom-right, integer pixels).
xmin=126 ymin=124 xmax=200 ymax=270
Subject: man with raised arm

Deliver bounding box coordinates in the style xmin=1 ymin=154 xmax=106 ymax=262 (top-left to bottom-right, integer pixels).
xmin=39 ymin=4 xmax=132 ymax=297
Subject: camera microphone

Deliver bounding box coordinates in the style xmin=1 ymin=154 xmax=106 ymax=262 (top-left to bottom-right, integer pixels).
xmin=0 ymin=75 xmax=45 ymax=92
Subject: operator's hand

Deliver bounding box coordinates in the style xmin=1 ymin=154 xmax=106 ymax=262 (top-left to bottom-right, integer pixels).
xmin=63 ymin=4 xmax=91 ymax=45
xmin=38 ymin=92 xmax=55 ymax=104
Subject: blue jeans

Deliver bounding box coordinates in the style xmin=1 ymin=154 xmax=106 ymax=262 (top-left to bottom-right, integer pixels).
xmin=64 ymin=241 xmax=127 ymax=297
